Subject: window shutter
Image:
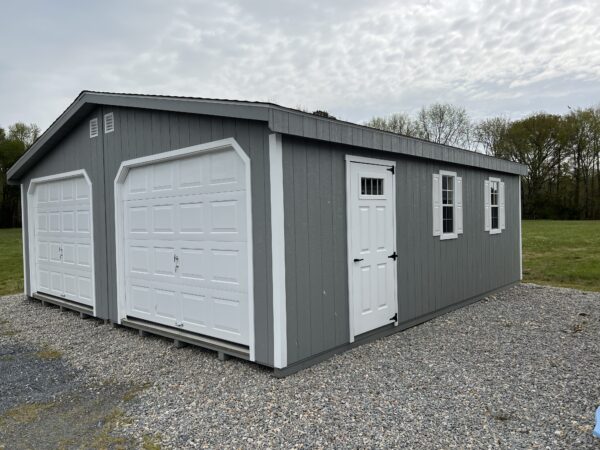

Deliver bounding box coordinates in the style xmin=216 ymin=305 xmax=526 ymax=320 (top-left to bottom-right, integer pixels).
xmin=432 ymin=174 xmax=441 ymax=236
xmin=484 ymin=179 xmax=491 ymax=232
xmin=499 ymin=181 xmax=506 ymax=230
xmin=456 ymin=176 xmax=463 ymax=234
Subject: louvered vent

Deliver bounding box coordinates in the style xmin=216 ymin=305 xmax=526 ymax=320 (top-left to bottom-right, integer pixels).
xmin=89 ymin=118 xmax=99 ymax=138
xmin=104 ymin=112 xmax=114 ymax=133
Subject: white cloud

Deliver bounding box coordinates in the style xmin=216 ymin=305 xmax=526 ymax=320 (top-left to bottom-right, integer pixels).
xmin=1 ymin=0 xmax=599 ymax=130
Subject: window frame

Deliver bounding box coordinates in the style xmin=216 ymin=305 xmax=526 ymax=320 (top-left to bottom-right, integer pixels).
xmin=439 ymin=170 xmax=458 ymax=240
xmin=489 ymin=176 xmax=502 ymax=235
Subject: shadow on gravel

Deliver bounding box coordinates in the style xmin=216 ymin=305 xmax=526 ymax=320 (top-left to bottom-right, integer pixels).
xmin=0 ymin=323 xmax=158 ymax=450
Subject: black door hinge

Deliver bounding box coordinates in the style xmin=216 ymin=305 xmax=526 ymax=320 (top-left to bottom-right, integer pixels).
xmin=353 ymin=258 xmax=364 ymax=262
xmin=390 ymin=313 xmax=397 ymax=322
xmin=388 ymin=251 xmax=398 ymax=261
xmin=387 ymin=166 xmax=395 ymax=174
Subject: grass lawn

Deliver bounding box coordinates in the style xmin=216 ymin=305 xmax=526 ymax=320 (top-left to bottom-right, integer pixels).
xmin=0 ymin=222 xmax=598 ymax=296
xmin=522 ymin=220 xmax=600 ymax=292
xmin=0 ymin=228 xmax=23 ymax=296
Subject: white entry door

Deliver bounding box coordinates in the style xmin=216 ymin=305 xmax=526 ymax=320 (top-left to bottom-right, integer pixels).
xmin=31 ymin=175 xmax=95 ymax=306
xmin=121 ymin=148 xmax=249 ymax=345
xmin=348 ymin=160 xmax=398 ymax=337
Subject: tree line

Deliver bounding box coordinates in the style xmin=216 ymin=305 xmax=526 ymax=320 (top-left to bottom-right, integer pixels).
xmin=366 ymin=104 xmax=600 ymax=219
xmin=0 ymin=123 xmax=40 ymax=228
xmin=1 ymin=105 xmax=599 ymax=228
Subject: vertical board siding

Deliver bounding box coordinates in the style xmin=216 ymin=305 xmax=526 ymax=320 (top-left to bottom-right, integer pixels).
xmin=283 ymin=135 xmax=521 ymax=366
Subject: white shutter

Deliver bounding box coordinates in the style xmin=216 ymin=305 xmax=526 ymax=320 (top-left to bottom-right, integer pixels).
xmin=499 ymin=181 xmax=506 ymax=230
xmin=455 ymin=176 xmax=463 ymax=234
xmin=432 ymin=174 xmax=441 ymax=236
xmin=484 ymin=179 xmax=491 ymax=232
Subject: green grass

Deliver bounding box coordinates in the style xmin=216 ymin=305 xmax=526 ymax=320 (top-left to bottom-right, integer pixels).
xmin=0 ymin=222 xmax=598 ymax=297
xmin=522 ymin=220 xmax=600 ymax=292
xmin=0 ymin=228 xmax=23 ymax=296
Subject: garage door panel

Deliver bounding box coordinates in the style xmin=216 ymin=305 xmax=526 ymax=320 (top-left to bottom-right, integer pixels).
xmin=179 ymin=201 xmax=205 ymax=234
xmin=77 ymin=244 xmax=92 ymax=267
xmin=152 ymin=204 xmax=175 ymax=233
xmin=123 ymin=147 xmax=249 ymax=346
xmin=49 ymin=183 xmax=61 ymax=202
xmin=154 ymin=247 xmax=176 ymax=277
xmin=49 ymin=242 xmax=62 ymax=262
xmin=39 ymin=270 xmax=50 ymax=290
xmin=179 ymin=247 xmax=205 ymax=280
xmin=62 ymin=179 xmax=75 ymax=201
xmin=130 ymin=285 xmax=152 ymax=317
xmin=181 ymin=292 xmax=209 ymax=328
xmin=212 ymin=293 xmax=247 ymax=340
xmin=127 ymin=206 xmax=150 ymax=234
xmin=62 ymin=244 xmax=76 ymax=265
xmin=155 ymin=288 xmax=178 ymax=321
xmin=50 ymin=271 xmax=63 ymax=295
xmin=64 ymin=274 xmax=77 ymax=297
xmin=78 ymin=277 xmax=93 ymax=302
xmin=76 ymin=210 xmax=91 ymax=233
xmin=62 ymin=211 xmax=75 ymax=232
xmin=49 ymin=213 xmax=61 ymax=232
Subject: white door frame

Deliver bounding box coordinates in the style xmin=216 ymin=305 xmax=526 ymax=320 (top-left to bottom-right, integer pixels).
xmin=113 ymin=138 xmax=255 ymax=361
xmin=345 ymin=155 xmax=398 ymax=343
xmin=26 ymin=169 xmax=97 ymax=316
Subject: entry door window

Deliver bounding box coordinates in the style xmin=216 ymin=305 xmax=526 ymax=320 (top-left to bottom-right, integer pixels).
xmin=490 ymin=180 xmax=499 ymax=230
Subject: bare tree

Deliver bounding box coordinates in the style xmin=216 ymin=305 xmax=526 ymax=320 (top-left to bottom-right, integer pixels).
xmin=365 ymin=112 xmax=417 ymax=136
xmin=414 ymin=103 xmax=472 ymax=149
xmin=474 ymin=117 xmax=511 ymax=156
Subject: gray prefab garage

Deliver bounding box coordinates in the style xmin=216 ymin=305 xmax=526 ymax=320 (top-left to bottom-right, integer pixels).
xmin=7 ymin=91 xmax=527 ymax=375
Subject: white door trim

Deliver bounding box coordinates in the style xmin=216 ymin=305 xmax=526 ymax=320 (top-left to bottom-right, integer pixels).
xmin=21 ymin=183 xmax=29 ymax=296
xmin=113 ymin=137 xmax=255 ymax=361
xmin=345 ymin=155 xmax=398 ymax=343
xmin=269 ymin=133 xmax=287 ymax=369
xmin=26 ymin=169 xmax=97 ymax=316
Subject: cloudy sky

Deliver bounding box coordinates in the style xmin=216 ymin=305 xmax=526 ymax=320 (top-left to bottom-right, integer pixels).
xmin=1 ymin=0 xmax=599 ymax=131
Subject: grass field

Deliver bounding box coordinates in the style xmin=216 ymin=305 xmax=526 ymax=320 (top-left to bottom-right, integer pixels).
xmin=0 ymin=222 xmax=599 ymax=296
xmin=522 ymin=220 xmax=600 ymax=292
xmin=0 ymin=228 xmax=23 ymax=296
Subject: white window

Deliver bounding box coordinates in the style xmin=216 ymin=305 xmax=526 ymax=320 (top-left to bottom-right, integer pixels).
xmin=485 ymin=177 xmax=505 ymax=234
xmin=432 ymin=170 xmax=463 ymax=239
xmin=89 ymin=118 xmax=98 ymax=138
xmin=104 ymin=112 xmax=114 ymax=134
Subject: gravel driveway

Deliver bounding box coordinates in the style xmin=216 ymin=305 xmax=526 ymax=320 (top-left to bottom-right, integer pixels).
xmin=0 ymin=283 xmax=599 ymax=449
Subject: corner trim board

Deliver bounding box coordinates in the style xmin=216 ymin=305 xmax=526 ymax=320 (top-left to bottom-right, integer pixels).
xmin=269 ymin=133 xmax=287 ymax=369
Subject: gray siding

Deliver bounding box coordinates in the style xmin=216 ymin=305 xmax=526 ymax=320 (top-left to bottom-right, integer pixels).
xmin=283 ymin=136 xmax=521 ymax=366
xmin=22 ymin=106 xmax=274 ymax=367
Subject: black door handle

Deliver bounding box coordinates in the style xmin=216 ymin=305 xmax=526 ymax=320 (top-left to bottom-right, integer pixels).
xmin=388 ymin=251 xmax=398 ymax=261
xmin=353 ymin=258 xmax=364 ymax=262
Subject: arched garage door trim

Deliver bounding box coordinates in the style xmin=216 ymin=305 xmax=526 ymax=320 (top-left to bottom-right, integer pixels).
xmin=113 ymin=138 xmax=255 ymax=361
xmin=27 ymin=169 xmax=97 ymax=316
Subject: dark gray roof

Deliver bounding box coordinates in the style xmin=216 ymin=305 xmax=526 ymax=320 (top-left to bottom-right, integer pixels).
xmin=7 ymin=91 xmax=527 ymax=182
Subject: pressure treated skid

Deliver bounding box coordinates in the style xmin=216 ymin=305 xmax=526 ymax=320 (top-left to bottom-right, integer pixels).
xmin=8 ymin=91 xmax=527 ymax=374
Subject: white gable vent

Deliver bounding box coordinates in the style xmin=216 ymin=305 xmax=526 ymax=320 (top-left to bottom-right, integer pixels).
xmin=104 ymin=112 xmax=114 ymax=134
xmin=89 ymin=118 xmax=99 ymax=138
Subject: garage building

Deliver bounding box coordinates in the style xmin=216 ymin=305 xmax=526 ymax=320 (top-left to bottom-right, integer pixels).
xmin=7 ymin=91 xmax=527 ymax=375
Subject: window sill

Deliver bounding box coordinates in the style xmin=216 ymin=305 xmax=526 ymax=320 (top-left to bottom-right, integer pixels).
xmin=489 ymin=229 xmax=502 ymax=235
xmin=440 ymin=233 xmax=458 ymax=240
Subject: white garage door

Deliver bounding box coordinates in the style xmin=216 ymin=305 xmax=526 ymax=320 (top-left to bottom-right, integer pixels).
xmin=122 ymin=148 xmax=249 ymax=345
xmin=31 ymin=175 xmax=94 ymax=306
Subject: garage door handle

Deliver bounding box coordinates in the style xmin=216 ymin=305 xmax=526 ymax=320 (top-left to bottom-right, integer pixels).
xmin=353 ymin=258 xmax=364 ymax=262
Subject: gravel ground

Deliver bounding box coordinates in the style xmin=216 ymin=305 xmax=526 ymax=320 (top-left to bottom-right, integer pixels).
xmin=0 ymin=283 xmax=599 ymax=448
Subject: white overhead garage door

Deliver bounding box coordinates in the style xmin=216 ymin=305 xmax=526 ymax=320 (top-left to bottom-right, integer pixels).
xmin=30 ymin=174 xmax=95 ymax=306
xmin=121 ymin=148 xmax=250 ymax=345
